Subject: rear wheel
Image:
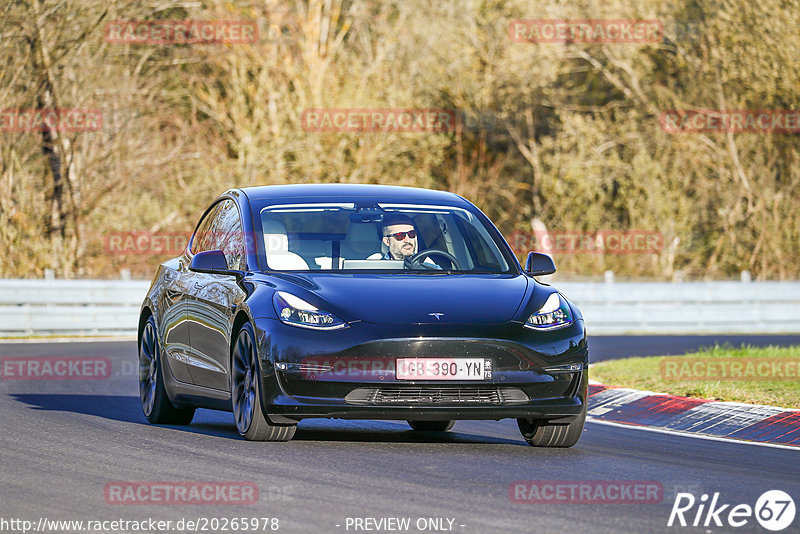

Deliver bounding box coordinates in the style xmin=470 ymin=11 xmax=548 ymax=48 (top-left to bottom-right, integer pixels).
xmin=231 ymin=323 xmax=296 ymax=441
xmin=407 ymin=420 xmax=455 ymax=432
xmin=517 ymin=404 xmax=586 ymax=448
xmin=138 ymin=315 xmax=195 ymax=425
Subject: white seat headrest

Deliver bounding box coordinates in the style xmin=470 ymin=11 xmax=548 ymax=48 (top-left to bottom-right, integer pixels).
xmin=263 ymin=220 xmax=290 ymax=253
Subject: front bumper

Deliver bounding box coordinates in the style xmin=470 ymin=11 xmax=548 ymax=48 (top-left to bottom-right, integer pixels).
xmin=253 ymin=317 xmax=588 ymax=423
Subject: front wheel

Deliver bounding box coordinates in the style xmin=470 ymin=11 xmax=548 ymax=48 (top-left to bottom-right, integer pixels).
xmin=517 ymin=404 xmax=586 ymax=448
xmin=231 ymin=323 xmax=296 ymax=441
xmin=407 ymin=420 xmax=455 ymax=432
xmin=138 ymin=315 xmax=195 ymax=425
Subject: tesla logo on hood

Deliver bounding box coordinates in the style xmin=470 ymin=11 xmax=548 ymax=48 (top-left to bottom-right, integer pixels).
xmin=428 ymin=313 xmax=444 ymax=320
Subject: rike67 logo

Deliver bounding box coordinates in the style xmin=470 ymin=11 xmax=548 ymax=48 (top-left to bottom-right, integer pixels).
xmin=668 ymin=490 xmax=796 ymax=531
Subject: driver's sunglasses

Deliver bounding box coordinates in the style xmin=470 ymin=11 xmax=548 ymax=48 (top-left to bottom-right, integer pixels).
xmin=385 ymin=230 xmax=417 ymax=241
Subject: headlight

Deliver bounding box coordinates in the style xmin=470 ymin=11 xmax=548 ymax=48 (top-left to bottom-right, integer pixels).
xmin=524 ymin=292 xmax=573 ymax=331
xmin=272 ymin=291 xmax=348 ymax=330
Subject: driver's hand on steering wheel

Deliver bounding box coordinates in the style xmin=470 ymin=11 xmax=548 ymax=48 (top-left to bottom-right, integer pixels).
xmin=404 ymin=249 xmax=461 ymax=270
xmin=404 ymin=256 xmax=441 ymax=270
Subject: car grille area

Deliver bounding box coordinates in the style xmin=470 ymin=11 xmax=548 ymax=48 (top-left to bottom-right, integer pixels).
xmin=344 ymin=386 xmax=528 ymax=406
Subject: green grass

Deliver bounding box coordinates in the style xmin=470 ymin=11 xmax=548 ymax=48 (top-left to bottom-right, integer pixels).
xmin=591 ymin=344 xmax=800 ymax=408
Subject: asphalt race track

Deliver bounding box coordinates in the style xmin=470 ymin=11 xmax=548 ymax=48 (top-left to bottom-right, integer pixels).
xmin=1 ymin=337 xmax=799 ymax=533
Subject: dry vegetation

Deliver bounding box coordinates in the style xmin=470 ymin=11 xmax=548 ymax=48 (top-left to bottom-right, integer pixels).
xmin=1 ymin=0 xmax=799 ymax=279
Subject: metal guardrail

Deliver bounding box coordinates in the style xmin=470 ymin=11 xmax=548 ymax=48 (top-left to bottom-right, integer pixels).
xmin=557 ymin=281 xmax=800 ymax=334
xmin=0 ymin=280 xmax=149 ymax=336
xmin=0 ymin=279 xmax=798 ymax=336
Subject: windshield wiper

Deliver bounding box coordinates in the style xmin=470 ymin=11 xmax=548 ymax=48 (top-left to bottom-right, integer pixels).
xmin=403 ymin=270 xmax=501 ymax=275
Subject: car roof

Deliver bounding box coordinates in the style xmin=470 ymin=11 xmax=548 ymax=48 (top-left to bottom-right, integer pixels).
xmin=237 ymin=183 xmax=470 ymax=207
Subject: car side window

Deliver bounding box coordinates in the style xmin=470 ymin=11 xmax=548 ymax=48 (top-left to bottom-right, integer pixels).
xmin=191 ymin=203 xmax=221 ymax=255
xmin=212 ymin=200 xmax=246 ymax=270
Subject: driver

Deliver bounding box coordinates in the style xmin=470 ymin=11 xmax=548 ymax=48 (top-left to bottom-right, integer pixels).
xmin=380 ymin=214 xmax=441 ymax=269
xmin=381 ymin=214 xmax=418 ymax=260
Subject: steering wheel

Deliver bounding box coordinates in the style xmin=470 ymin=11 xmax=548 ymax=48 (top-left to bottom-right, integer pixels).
xmin=405 ymin=250 xmax=462 ymax=270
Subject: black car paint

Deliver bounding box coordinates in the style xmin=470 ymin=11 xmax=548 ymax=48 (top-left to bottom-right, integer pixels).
xmin=139 ymin=184 xmax=588 ymax=425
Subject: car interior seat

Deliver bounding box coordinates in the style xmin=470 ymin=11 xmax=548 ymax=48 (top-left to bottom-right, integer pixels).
xmin=342 ymin=222 xmax=381 ymax=259
xmin=263 ymin=220 xmax=309 ymax=270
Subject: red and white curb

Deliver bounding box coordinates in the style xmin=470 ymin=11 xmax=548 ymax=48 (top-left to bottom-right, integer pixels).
xmin=586 ymin=380 xmax=800 ymax=448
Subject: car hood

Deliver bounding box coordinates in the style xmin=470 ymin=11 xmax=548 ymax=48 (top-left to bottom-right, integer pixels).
xmin=276 ymin=273 xmax=529 ymax=325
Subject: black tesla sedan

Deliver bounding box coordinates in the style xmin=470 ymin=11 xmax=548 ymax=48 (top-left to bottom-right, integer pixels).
xmin=138 ymin=184 xmax=588 ymax=446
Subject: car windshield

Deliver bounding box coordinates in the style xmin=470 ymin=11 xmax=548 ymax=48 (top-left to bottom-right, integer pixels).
xmin=257 ymin=202 xmax=513 ymax=273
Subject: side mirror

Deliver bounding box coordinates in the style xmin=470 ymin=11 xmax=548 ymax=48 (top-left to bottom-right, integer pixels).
xmin=190 ymin=250 xmax=234 ymax=274
xmin=524 ymin=252 xmax=556 ymax=276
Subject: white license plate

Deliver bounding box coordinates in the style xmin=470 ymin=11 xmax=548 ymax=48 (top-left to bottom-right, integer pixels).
xmin=395 ymin=358 xmax=491 ymax=380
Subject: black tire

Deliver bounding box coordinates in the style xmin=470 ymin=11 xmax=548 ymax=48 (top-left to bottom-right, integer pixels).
xmin=138 ymin=315 xmax=195 ymax=425
xmin=407 ymin=420 xmax=455 ymax=432
xmin=231 ymin=322 xmax=296 ymax=442
xmin=517 ymin=403 xmax=586 ymax=448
